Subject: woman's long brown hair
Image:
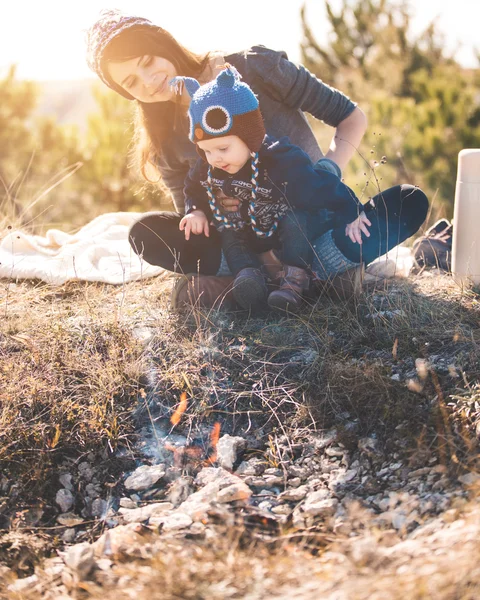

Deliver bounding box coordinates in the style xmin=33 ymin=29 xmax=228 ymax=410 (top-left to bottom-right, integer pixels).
xmin=102 ymin=28 xmax=209 ymax=181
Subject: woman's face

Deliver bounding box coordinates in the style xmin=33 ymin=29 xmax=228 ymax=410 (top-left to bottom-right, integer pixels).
xmin=107 ymin=55 xmax=177 ymax=103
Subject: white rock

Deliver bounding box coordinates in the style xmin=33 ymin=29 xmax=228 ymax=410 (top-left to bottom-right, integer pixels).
xmin=124 ymin=464 xmax=166 ymax=491
xmin=195 ymin=466 xmax=239 ymax=487
xmin=304 ymin=489 xmax=330 ymax=504
xmin=235 ymin=458 xmax=266 ymax=476
xmin=216 ymin=435 xmax=247 ymax=470
xmin=8 ymin=574 xmax=39 ymax=593
xmin=391 ymin=512 xmax=408 ymax=530
xmin=279 ymin=485 xmax=309 ymax=502
xmin=303 ymin=495 xmax=338 ymax=517
xmin=59 ymin=473 xmax=74 ymax=491
xmin=119 ymin=497 xmax=137 ymax=509
xmin=151 ymin=512 xmax=193 ymax=531
xmin=180 ymin=468 xmax=250 ymax=519
xmin=217 ymin=482 xmax=252 ymax=503
xmin=118 ymin=502 xmax=173 ymax=524
xmin=287 ymin=477 xmax=302 ymax=488
xmin=63 ymin=542 xmax=95 ymax=579
xmin=62 ymin=528 xmax=77 ymax=543
xmin=271 ymin=505 xmax=292 ymax=515
xmin=56 ymin=488 xmax=74 ymax=513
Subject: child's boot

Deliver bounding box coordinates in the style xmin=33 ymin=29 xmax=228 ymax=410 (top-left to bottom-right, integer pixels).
xmin=232 ymin=268 xmax=268 ymax=310
xmin=267 ymin=266 xmax=310 ymax=313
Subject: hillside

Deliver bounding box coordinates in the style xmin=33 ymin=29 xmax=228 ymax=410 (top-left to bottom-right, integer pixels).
xmin=0 ymin=270 xmax=479 ymax=598
xmin=35 ymin=79 xmax=97 ymax=131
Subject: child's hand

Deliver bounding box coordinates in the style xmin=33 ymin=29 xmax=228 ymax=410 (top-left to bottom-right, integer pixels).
xmin=345 ymin=212 xmax=371 ymax=245
xmin=179 ymin=210 xmax=209 ymax=241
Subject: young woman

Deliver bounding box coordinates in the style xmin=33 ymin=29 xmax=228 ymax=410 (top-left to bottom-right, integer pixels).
xmin=85 ymin=9 xmax=428 ymax=307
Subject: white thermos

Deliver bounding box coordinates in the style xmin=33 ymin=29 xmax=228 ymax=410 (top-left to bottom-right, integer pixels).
xmin=452 ymin=149 xmax=480 ymax=287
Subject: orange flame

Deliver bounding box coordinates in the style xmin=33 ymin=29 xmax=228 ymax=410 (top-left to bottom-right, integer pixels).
xmin=170 ymin=391 xmax=188 ymax=426
xmin=205 ymin=422 xmax=221 ymax=465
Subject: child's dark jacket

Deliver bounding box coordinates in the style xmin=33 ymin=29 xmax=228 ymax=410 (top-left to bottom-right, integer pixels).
xmin=184 ymin=135 xmax=363 ymax=234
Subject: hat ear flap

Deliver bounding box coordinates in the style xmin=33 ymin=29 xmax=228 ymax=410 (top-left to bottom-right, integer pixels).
xmin=169 ymin=76 xmax=200 ymax=97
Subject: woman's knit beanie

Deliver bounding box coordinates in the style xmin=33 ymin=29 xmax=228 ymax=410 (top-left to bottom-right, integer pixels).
xmin=85 ymin=9 xmax=161 ymax=99
xmin=172 ymin=66 xmax=266 ymax=152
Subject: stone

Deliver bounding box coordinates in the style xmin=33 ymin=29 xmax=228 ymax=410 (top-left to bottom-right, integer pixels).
xmin=216 ymin=435 xmax=247 ymax=470
xmin=235 ymin=458 xmax=266 ymax=476
xmin=311 ymin=430 xmax=338 ymax=450
xmin=8 ymin=574 xmax=39 ymax=593
xmin=325 ymin=447 xmax=345 ymax=458
xmin=287 ymin=465 xmax=311 ymax=479
xmin=124 ymin=464 xmax=166 ymax=492
xmin=358 ymin=437 xmax=383 ymax=457
xmin=279 ymin=485 xmax=309 ymax=502
xmin=271 ymin=504 xmax=292 ymax=515
xmin=303 ymin=497 xmax=338 ymax=517
xmin=408 ymin=467 xmax=431 ymax=478
xmin=62 ymin=528 xmax=77 ymax=543
xmin=330 ymin=469 xmax=358 ymax=487
xmin=57 ymin=512 xmax=85 ymax=527
xmin=180 ymin=469 xmax=249 ymax=520
xmin=119 ymin=497 xmax=137 ymax=509
xmin=458 ymin=472 xmax=480 ymax=486
xmin=118 ymin=502 xmax=173 ymax=524
xmin=63 ymin=542 xmax=95 ymax=579
xmin=217 ymin=482 xmax=252 ymax=503
xmin=56 ymin=488 xmax=74 ymax=513
xmin=93 ymin=523 xmax=156 ymax=559
xmin=195 ymin=466 xmax=238 ymax=487
xmin=91 ymin=498 xmax=108 ymax=518
xmin=151 ymin=512 xmax=193 ymax=531
xmin=85 ymin=483 xmax=101 ymax=498
xmin=167 ymin=477 xmax=192 ymax=507
xmin=391 ymin=512 xmax=408 ymax=530
xmin=287 ymin=477 xmax=303 ymax=488
xmin=59 ymin=473 xmax=74 ymax=491
xmin=78 ymin=462 xmax=95 ymax=482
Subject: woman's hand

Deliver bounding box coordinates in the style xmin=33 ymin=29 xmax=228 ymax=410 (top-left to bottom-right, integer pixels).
xmin=179 ymin=210 xmax=209 ymax=240
xmin=345 ymin=212 xmax=372 ymax=245
xmin=216 ymin=191 xmax=241 ymax=212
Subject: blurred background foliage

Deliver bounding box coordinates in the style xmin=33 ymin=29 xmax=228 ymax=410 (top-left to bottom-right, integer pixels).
xmin=302 ymin=0 xmax=480 ymax=214
xmin=1 ymin=0 xmax=479 ymax=233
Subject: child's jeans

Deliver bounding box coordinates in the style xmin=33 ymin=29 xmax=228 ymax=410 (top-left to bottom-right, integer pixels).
xmin=221 ymin=209 xmax=332 ymax=277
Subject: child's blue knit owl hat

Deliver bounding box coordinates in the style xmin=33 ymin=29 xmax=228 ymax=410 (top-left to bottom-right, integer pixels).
xmin=171 ymin=66 xmax=266 ymax=152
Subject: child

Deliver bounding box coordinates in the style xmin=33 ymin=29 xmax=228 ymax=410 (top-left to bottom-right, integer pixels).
xmin=173 ymin=66 xmax=368 ymax=312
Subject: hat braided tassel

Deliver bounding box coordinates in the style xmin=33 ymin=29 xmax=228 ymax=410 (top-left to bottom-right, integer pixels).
xmin=248 ymin=153 xmax=278 ymax=238
xmin=207 ymin=153 xmax=278 ymax=237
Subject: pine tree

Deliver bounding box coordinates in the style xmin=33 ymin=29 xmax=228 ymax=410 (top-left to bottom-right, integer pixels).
xmin=300 ymin=0 xmax=479 ymax=214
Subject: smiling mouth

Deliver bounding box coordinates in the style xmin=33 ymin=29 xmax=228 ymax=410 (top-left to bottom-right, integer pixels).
xmin=152 ymin=78 xmax=167 ymax=96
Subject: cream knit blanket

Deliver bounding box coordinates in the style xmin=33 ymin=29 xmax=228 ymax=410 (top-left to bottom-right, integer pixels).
xmin=0 ymin=212 xmax=168 ymax=286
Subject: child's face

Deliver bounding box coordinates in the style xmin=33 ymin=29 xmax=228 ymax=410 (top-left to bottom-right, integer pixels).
xmin=108 ymin=55 xmax=176 ymax=103
xmin=197 ymin=136 xmax=251 ymax=174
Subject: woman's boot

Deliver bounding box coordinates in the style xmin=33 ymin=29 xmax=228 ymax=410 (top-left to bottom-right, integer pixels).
xmin=267 ymin=266 xmax=310 ymax=313
xmin=171 ymin=274 xmax=236 ymax=311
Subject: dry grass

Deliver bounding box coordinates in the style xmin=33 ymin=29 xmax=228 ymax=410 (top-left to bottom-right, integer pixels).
xmin=0 ymin=270 xmax=479 ymax=597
